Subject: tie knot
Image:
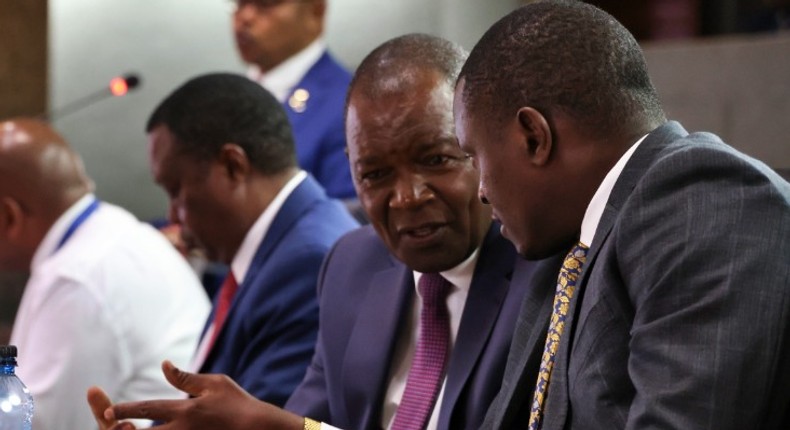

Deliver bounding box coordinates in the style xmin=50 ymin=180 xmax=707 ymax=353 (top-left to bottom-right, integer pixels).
xmin=565 ymin=241 xmax=589 ymax=267
xmin=417 ymin=273 xmax=452 ymax=307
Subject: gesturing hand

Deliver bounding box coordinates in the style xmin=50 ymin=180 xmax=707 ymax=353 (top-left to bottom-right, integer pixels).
xmin=88 ymin=360 xmax=304 ymax=430
xmin=87 ymin=385 xmax=128 ymax=430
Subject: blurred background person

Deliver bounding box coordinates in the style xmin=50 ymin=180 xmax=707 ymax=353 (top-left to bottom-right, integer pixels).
xmin=0 ymin=118 xmax=210 ymax=430
xmin=233 ymin=0 xmax=356 ymax=202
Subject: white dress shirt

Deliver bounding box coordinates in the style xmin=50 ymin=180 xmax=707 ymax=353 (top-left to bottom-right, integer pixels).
xmin=10 ymin=194 xmax=210 ymax=430
xmin=247 ymin=38 xmax=326 ymax=103
xmin=191 ymin=171 xmax=307 ymax=370
xmin=580 ymin=135 xmax=647 ymax=247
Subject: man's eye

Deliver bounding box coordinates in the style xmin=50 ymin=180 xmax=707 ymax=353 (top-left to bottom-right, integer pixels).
xmin=360 ymin=169 xmax=387 ymax=182
xmin=424 ymin=155 xmax=450 ymax=166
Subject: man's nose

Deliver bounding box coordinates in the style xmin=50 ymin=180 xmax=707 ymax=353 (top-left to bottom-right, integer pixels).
xmin=478 ymin=186 xmax=490 ymax=205
xmin=390 ymin=174 xmax=433 ymax=209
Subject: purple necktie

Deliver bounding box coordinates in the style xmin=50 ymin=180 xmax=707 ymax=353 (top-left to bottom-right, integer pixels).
xmin=392 ymin=273 xmax=452 ymax=430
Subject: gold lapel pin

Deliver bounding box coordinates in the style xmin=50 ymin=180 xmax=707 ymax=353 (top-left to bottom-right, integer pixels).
xmin=288 ymin=88 xmax=310 ymax=113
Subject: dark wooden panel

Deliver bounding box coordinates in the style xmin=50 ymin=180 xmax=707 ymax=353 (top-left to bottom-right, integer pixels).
xmin=0 ymin=0 xmax=48 ymax=119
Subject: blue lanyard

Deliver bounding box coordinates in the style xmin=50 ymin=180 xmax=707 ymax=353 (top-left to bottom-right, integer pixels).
xmin=55 ymin=199 xmax=100 ymax=251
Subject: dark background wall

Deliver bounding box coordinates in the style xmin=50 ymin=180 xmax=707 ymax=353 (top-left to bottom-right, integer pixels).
xmin=0 ymin=0 xmax=48 ymax=119
xmin=0 ymin=0 xmax=47 ymax=344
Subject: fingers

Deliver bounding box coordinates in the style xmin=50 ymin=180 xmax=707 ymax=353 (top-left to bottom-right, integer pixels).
xmin=110 ymin=399 xmax=184 ymax=422
xmin=87 ymin=386 xmax=115 ymax=430
xmin=162 ymin=360 xmax=209 ymax=397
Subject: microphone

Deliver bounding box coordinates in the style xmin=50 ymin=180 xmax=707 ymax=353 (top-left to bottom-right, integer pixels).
xmin=43 ymin=73 xmax=142 ymax=121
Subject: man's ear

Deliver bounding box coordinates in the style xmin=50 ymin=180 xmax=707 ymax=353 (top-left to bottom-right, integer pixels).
xmin=217 ymin=143 xmax=251 ymax=183
xmin=0 ymin=197 xmax=25 ymax=241
xmin=516 ymin=107 xmax=552 ymax=166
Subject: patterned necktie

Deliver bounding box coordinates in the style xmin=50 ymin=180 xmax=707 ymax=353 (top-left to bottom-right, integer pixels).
xmin=391 ymin=273 xmax=453 ymax=430
xmin=527 ymin=242 xmax=589 ymax=430
xmin=206 ymin=272 xmax=239 ymax=353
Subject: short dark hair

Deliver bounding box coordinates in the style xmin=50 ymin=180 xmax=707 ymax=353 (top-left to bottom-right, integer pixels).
xmin=147 ymin=73 xmax=296 ymax=175
xmin=347 ymin=33 xmax=468 ymax=114
xmin=460 ymin=0 xmax=665 ymax=138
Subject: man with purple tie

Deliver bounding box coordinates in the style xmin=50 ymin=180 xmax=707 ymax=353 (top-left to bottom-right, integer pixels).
xmin=87 ymin=34 xmax=560 ymax=430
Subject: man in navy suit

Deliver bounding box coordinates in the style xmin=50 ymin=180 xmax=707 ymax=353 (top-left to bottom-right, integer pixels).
xmin=90 ymin=73 xmax=357 ymax=409
xmin=88 ymin=35 xmax=560 ymax=430
xmin=232 ymin=0 xmax=354 ymax=200
xmin=455 ymin=2 xmax=790 ymax=429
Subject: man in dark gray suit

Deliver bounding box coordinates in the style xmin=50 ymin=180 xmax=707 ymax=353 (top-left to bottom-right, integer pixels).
xmin=455 ymin=1 xmax=790 ymax=429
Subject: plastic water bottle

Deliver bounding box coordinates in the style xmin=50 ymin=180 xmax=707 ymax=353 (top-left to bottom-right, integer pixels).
xmin=0 ymin=345 xmax=33 ymax=430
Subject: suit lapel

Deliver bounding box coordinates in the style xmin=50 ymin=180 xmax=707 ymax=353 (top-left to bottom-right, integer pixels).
xmin=437 ymin=226 xmax=513 ymax=428
xmin=546 ymin=122 xmax=689 ymax=429
xmin=495 ymin=254 xmax=565 ymax=429
xmin=247 ymin=176 xmax=323 ymax=273
xmin=342 ymin=264 xmax=413 ymax=429
xmin=283 ymin=52 xmax=332 ymax=126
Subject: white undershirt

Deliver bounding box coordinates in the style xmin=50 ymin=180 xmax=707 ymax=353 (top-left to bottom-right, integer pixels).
xmin=247 ymin=38 xmax=326 ymax=103
xmin=579 ymin=135 xmax=647 ymax=247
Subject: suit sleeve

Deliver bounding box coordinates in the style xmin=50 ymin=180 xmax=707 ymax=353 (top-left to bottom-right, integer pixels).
xmin=233 ymin=245 xmax=326 ymax=407
xmin=618 ymin=144 xmax=790 ymax=429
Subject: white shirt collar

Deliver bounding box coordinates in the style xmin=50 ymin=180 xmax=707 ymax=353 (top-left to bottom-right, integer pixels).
xmin=31 ymin=193 xmax=95 ymax=271
xmin=413 ymin=246 xmax=480 ymax=295
xmin=231 ymin=171 xmax=307 ymax=284
xmin=579 ymin=135 xmax=647 ymax=247
xmin=246 ymin=38 xmax=326 ymax=103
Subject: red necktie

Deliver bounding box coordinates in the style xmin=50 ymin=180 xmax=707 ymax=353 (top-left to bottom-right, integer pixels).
xmin=206 ymin=272 xmax=238 ymax=353
xmin=392 ymin=273 xmax=452 ymax=430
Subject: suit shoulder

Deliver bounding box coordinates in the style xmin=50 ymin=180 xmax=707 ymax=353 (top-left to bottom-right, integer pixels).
xmin=333 ymin=225 xmax=388 ymax=254
xmin=652 ymin=131 xmax=788 ymax=189
xmin=323 ymin=226 xmax=392 ymax=269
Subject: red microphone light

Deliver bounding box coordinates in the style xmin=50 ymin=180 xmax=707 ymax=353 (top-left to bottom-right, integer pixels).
xmin=109 ymin=77 xmax=129 ymax=96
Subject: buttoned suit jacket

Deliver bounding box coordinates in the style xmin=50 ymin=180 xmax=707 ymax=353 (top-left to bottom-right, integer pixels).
xmin=199 ymin=175 xmax=359 ymax=407
xmin=482 ymin=121 xmax=790 ymax=429
xmin=283 ymin=51 xmax=355 ymax=200
xmin=285 ymin=223 xmax=563 ymax=430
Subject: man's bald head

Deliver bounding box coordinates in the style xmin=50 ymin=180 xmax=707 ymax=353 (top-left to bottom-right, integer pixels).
xmin=346 ymin=33 xmax=468 ymax=116
xmin=0 ymin=118 xmax=93 ymax=271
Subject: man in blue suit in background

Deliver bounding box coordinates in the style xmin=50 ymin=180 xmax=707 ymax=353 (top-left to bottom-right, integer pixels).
xmin=232 ymin=0 xmax=355 ymax=201
xmin=139 ymin=73 xmax=358 ymax=407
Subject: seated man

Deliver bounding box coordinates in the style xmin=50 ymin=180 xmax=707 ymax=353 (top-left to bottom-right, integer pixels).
xmin=141 ymin=73 xmax=358 ymax=406
xmin=87 ymin=34 xmax=561 ymax=430
xmin=0 ymin=118 xmax=210 ymax=430
xmin=455 ymin=2 xmax=790 ymax=429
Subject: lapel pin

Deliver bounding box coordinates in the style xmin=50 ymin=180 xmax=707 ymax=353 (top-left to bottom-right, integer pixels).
xmin=288 ymin=88 xmax=310 ymax=113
